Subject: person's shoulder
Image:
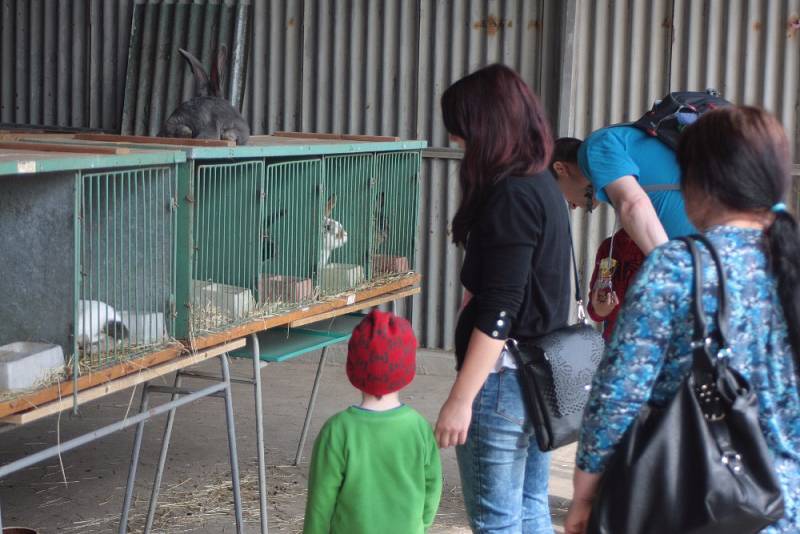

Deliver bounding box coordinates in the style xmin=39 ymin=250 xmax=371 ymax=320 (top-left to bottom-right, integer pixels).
xmin=399 ymin=406 xmax=436 ymax=432
xmin=642 ymin=238 xmax=693 ymax=278
xmin=498 ymin=170 xmax=562 ymax=203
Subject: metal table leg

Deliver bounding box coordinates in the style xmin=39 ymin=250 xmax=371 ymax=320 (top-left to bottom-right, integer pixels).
xmin=143 ymin=372 xmax=184 ymax=533
xmin=221 ymin=354 xmax=244 ymax=533
xmin=119 ymin=382 xmax=151 ymax=534
xmin=294 ymin=347 xmax=329 ymax=466
xmin=251 ymin=333 xmax=269 ymax=533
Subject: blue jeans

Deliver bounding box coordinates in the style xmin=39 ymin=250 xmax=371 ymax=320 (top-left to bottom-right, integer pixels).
xmin=456 ymin=369 xmax=553 ymax=534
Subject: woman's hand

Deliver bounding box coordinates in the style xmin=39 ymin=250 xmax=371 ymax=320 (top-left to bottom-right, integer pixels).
xmin=435 ymin=396 xmax=473 ymax=448
xmin=564 ymin=495 xmax=593 ymax=534
xmin=565 ymin=469 xmax=602 ymax=534
xmin=590 ymin=287 xmax=619 ymax=318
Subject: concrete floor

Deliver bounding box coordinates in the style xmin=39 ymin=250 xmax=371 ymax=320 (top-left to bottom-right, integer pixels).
xmin=0 ymin=347 xmax=575 ymax=533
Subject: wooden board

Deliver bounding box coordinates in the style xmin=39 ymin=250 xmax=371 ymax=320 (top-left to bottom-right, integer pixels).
xmin=0 ymin=345 xmax=183 ymax=419
xmin=289 ymin=287 xmax=420 ymax=327
xmin=74 ymin=133 xmax=235 ymax=147
xmin=0 ymin=141 xmax=130 ymax=155
xmin=186 ymin=274 xmax=421 ymax=351
xmin=0 ymin=340 xmax=245 ymax=426
xmin=271 ymin=131 xmax=401 ymax=142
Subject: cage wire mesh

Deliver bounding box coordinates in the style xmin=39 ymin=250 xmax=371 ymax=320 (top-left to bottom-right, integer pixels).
xmin=191 ymin=161 xmax=263 ymax=334
xmin=319 ymin=154 xmax=373 ymax=296
xmin=79 ymin=167 xmax=177 ymax=370
xmin=371 ymin=151 xmax=421 ymax=281
xmin=260 ymin=159 xmax=323 ymax=311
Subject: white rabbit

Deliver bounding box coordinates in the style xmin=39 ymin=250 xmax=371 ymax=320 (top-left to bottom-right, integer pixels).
xmin=76 ymin=300 xmax=129 ymax=348
xmin=320 ymin=195 xmax=348 ymax=267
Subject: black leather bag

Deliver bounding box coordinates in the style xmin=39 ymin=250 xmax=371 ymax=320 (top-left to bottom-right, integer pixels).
xmin=588 ymin=235 xmax=785 ymax=534
xmin=507 ymin=212 xmax=605 ymax=452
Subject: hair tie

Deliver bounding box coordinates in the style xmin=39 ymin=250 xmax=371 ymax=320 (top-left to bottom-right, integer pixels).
xmin=771 ymin=202 xmax=787 ymax=213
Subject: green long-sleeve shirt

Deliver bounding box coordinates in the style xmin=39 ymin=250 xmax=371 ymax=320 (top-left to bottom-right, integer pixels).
xmin=303 ymin=405 xmax=442 ymax=534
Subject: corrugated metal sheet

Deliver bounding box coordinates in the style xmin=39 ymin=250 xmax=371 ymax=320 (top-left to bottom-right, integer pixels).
xmin=120 ymin=0 xmax=250 ymax=136
xmin=0 ymin=0 xmax=133 ymax=130
xmin=670 ymin=0 xmax=800 ymax=159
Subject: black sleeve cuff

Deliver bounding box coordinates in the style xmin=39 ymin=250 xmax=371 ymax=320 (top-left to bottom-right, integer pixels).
xmin=474 ymin=309 xmax=513 ymax=340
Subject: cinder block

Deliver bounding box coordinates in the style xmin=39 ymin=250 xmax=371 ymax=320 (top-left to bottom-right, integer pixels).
xmin=372 ymin=255 xmax=411 ymax=275
xmin=258 ymin=275 xmax=314 ymax=304
xmin=0 ymin=342 xmax=65 ymax=392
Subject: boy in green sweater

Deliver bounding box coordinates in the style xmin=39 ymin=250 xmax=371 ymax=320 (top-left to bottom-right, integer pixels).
xmin=303 ymin=310 xmax=442 ymax=534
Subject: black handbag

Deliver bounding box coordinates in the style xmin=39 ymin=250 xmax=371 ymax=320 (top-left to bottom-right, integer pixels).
xmin=588 ymin=234 xmax=785 ymax=534
xmin=506 ymin=211 xmax=605 ymax=452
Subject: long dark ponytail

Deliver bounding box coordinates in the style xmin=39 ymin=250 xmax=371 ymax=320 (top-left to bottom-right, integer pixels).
xmin=441 ymin=64 xmax=553 ymax=246
xmin=677 ymin=106 xmax=800 ymax=376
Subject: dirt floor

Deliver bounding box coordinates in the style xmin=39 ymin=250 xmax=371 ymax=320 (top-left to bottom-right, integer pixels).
xmin=0 ymin=347 xmax=575 ymax=533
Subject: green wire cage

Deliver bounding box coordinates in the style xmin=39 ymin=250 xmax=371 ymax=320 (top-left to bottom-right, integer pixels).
xmin=0 ymin=149 xmax=183 ymax=398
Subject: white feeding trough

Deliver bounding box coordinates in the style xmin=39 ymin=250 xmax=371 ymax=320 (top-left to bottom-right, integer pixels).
xmin=192 ymin=280 xmax=256 ymax=320
xmin=319 ymin=263 xmax=365 ymax=293
xmin=0 ymin=342 xmax=65 ymax=393
xmin=118 ymin=311 xmax=167 ymax=345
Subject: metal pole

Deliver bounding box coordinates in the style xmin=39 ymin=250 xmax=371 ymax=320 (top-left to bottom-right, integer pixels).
xmin=0 ymin=497 xmax=4 ymax=531
xmin=294 ymin=347 xmax=329 ymax=466
xmin=220 ymin=354 xmax=244 ymax=534
xmin=144 ymin=372 xmax=184 ymax=533
xmin=119 ymin=384 xmax=152 ymax=534
xmin=251 ymin=334 xmax=269 ymax=533
xmin=228 ymin=1 xmax=249 ymax=110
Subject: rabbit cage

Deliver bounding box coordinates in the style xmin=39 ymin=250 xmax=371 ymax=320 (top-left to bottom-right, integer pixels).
xmin=172 ymin=135 xmax=425 ymax=338
xmin=0 ymin=148 xmax=183 ymax=401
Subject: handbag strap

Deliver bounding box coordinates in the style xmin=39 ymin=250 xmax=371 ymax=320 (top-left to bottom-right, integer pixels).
xmin=564 ymin=204 xmax=587 ymax=322
xmin=678 ymin=235 xmax=731 ymax=376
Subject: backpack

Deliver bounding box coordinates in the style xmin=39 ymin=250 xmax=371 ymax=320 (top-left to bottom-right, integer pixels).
xmin=632 ymin=89 xmax=733 ymax=150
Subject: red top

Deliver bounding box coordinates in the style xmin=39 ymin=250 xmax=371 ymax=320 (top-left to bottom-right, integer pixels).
xmin=587 ymin=229 xmax=645 ymax=341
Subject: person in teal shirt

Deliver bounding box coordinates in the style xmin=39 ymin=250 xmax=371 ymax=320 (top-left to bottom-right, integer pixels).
xmin=552 ymin=125 xmax=696 ymax=255
xmin=303 ymin=310 xmax=442 ymax=534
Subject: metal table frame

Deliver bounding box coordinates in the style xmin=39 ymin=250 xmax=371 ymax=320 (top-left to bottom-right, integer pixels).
xmin=0 ymin=341 xmax=245 ymax=534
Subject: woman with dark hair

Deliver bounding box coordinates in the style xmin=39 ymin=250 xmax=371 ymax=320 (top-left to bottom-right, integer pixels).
xmin=565 ymin=106 xmax=800 ymax=533
xmin=434 ymin=64 xmax=571 ymax=533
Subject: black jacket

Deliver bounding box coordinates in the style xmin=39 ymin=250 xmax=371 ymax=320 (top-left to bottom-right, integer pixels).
xmin=455 ymin=171 xmax=572 ymax=369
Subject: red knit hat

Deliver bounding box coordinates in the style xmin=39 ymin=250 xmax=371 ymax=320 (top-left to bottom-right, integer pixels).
xmin=346 ymin=310 xmax=417 ymax=396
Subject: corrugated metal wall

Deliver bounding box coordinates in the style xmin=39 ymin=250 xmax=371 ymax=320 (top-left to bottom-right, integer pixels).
xmin=0 ymin=0 xmax=133 ymax=130
xmin=2 ymin=0 xmax=798 ymax=348
xmin=120 ymin=0 xmax=249 ymax=136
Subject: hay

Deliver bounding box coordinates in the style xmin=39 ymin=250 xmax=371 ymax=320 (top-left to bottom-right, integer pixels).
xmin=61 ymin=465 xmax=306 ymax=534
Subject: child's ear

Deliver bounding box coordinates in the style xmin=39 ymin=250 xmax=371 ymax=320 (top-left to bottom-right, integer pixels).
xmin=552 ymin=161 xmax=566 ymax=178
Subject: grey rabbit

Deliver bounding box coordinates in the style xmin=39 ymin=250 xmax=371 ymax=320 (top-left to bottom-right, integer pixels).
xmin=161 ymin=45 xmax=250 ymax=145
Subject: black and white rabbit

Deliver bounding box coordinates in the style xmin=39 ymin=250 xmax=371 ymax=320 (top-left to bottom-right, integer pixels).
xmin=320 ymin=195 xmax=348 ymax=266
xmin=161 ymin=45 xmax=250 ymax=145
xmin=76 ymin=300 xmax=129 ymax=348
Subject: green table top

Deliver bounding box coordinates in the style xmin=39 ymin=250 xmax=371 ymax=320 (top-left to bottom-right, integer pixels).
xmin=231 ymin=313 xmax=366 ymax=362
xmin=0 ymin=148 xmax=186 ymax=177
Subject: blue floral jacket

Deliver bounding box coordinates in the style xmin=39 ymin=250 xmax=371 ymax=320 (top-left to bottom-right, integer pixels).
xmin=577 ymin=226 xmax=800 ymax=533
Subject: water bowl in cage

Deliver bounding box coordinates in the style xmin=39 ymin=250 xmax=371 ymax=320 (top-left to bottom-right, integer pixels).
xmin=372 ymin=255 xmax=410 ymax=276
xmin=118 ymin=311 xmax=167 ymax=346
xmin=319 ymin=264 xmax=365 ymax=293
xmin=258 ymin=275 xmax=314 ymax=305
xmin=0 ymin=342 xmax=65 ymax=393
